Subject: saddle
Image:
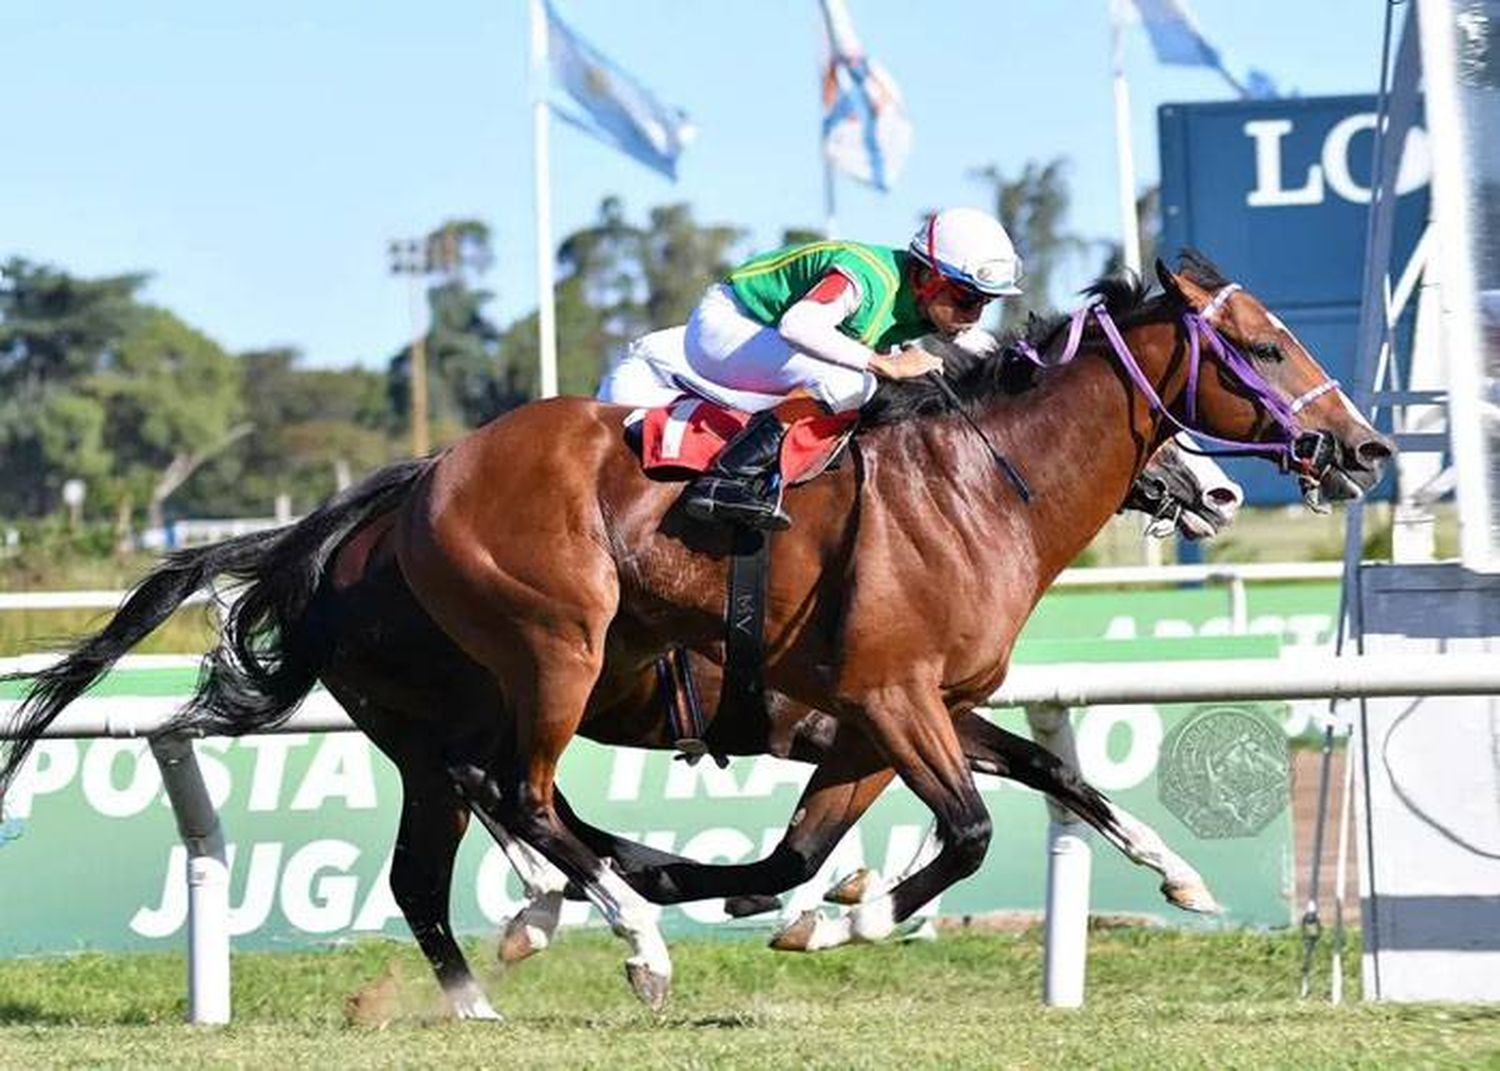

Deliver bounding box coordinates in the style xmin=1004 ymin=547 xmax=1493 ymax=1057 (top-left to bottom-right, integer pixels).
xmin=625 ymin=392 xmax=858 ymax=486
xmin=621 ymin=386 xmax=858 ymax=765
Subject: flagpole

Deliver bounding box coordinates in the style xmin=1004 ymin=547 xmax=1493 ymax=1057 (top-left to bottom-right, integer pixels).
xmin=1111 ymin=0 xmax=1158 ymax=568
xmin=823 ymin=139 xmax=837 ymax=239
xmin=529 ymin=0 xmax=559 ymax=399
xmin=1110 ymin=0 xmax=1143 ymax=278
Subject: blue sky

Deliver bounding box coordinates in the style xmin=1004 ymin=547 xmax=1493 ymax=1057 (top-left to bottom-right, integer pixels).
xmin=2 ymin=1 xmax=1389 ymax=370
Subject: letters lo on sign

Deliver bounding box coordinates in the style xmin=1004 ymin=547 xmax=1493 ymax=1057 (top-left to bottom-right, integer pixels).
xmin=1243 ymin=113 xmax=1430 ymax=208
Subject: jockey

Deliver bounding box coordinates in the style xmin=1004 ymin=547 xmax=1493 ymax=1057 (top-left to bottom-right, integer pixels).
xmin=670 ymin=207 xmax=1023 ymax=529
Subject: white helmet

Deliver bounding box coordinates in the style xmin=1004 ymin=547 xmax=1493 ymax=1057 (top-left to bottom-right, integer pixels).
xmin=908 ymin=207 xmax=1023 ymax=297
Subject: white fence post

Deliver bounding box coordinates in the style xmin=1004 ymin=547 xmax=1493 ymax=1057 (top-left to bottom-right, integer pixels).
xmin=149 ymin=734 xmax=230 ymax=1025
xmin=1027 ymin=703 xmax=1092 ymax=1008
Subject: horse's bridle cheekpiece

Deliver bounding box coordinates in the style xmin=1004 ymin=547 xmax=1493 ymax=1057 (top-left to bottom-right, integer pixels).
xmin=1014 ymin=281 xmax=1342 ymax=503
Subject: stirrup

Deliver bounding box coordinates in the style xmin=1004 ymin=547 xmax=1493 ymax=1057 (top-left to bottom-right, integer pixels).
xmin=682 ymin=476 xmax=791 ymax=531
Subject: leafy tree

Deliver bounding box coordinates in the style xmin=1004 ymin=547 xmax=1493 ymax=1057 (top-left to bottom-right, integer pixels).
xmin=637 ymin=203 xmax=742 ymax=330
xmin=0 ymin=260 xmax=146 ymax=515
xmin=970 ymin=158 xmax=1089 ymax=332
xmin=187 ymin=348 xmax=397 ymax=517
xmin=522 ymin=197 xmax=743 ymax=396
xmin=86 ymin=306 xmax=247 ymax=530
xmin=388 ymin=219 xmax=515 ymax=439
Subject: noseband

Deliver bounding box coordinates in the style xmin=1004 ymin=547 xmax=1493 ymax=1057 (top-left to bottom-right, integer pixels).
xmin=1014 ymin=283 xmax=1341 ymax=484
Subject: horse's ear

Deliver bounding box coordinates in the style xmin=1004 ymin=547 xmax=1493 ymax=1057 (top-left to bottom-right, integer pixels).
xmin=1155 ymin=257 xmax=1183 ymax=299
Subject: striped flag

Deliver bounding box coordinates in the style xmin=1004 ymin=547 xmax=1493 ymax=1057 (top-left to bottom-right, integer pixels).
xmin=819 ymin=0 xmax=912 ymax=192
xmin=545 ymin=2 xmax=695 ymax=179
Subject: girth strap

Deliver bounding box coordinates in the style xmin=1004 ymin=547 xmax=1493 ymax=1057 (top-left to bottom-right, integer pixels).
xmin=708 ymin=526 xmax=771 ymax=758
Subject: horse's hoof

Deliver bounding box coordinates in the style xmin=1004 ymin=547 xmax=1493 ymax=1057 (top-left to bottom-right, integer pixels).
xmin=448 ymin=989 xmax=504 ymax=1022
xmin=724 ymin=893 xmax=781 ymax=918
xmin=624 ymin=959 xmax=671 ymax=1011
xmin=1162 ymin=879 xmax=1221 ymax=914
xmin=768 ymin=909 xmax=819 ymax=953
xmin=498 ymin=915 xmax=545 ymax=965
xmin=824 ymin=867 xmax=876 ymax=906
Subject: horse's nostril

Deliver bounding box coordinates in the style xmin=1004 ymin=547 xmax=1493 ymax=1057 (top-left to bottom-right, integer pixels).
xmin=1206 ymin=487 xmax=1241 ymax=507
xmin=1356 ymin=438 xmax=1394 ymax=467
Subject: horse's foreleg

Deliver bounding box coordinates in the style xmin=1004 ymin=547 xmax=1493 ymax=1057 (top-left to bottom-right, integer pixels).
xmin=956 ymin=711 xmax=1219 ymax=913
xmin=623 ymin=732 xmax=893 ymax=908
xmin=773 ymin=687 xmax=990 ymax=952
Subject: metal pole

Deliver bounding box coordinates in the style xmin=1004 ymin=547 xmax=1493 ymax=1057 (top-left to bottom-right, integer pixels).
xmin=406 ymin=271 xmax=431 ymax=458
xmin=150 ymin=734 xmax=230 ymax=1025
xmin=1027 ymin=703 xmax=1091 ymax=1008
xmin=1229 ymin=576 xmax=1249 ymax=635
xmin=1109 ymin=0 xmax=1142 ymax=279
xmin=530 ymin=0 xmax=559 ymax=399
xmin=388 ymin=239 xmax=433 ymax=459
xmin=1331 ymin=724 xmax=1357 ymax=1004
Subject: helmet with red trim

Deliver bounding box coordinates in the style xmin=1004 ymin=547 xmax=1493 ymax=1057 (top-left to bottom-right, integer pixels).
xmin=908 ymin=208 xmax=1023 ymax=297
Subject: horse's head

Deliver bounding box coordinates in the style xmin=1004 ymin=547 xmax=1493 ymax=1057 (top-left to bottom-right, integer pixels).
xmin=1155 ymin=256 xmax=1394 ymax=507
xmin=1127 ymin=433 xmax=1243 ymax=540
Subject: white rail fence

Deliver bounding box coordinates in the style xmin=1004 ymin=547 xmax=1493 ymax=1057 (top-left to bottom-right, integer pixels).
xmin=6 ymin=564 xmax=1462 ymax=1024
xmin=7 ymin=650 xmax=1500 ymax=1021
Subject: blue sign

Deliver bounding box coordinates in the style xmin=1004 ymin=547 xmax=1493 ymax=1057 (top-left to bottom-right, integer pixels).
xmin=1159 ymin=94 xmax=1430 ymax=504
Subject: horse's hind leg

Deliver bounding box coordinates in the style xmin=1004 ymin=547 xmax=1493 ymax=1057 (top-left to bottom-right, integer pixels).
xmin=451 ymin=638 xmax=676 ymax=1010
xmin=957 ymin=711 xmax=1219 ymax=913
xmin=326 ymin=674 xmax=501 ymax=1020
xmin=389 ymin=753 xmax=500 ymax=1019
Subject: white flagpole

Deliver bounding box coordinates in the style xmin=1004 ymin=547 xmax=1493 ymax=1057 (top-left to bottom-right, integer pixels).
xmin=1111 ymin=0 xmax=1157 ymax=568
xmin=1110 ymin=0 xmax=1143 ymax=278
xmin=529 ymin=0 xmax=559 ymax=398
xmin=823 ymin=133 xmax=838 ymax=238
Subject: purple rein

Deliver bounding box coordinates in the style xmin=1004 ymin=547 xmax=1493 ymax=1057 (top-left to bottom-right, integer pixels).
xmin=1012 ymin=295 xmax=1339 ymax=474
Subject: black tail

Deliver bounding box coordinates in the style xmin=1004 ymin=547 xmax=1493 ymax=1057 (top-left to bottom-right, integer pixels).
xmin=0 ymin=458 xmax=430 ymax=813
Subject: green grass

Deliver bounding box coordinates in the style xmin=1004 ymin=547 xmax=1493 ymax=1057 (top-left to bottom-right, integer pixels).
xmin=0 ymin=605 xmax=215 ymax=659
xmin=0 ymin=929 xmax=1495 ymax=1069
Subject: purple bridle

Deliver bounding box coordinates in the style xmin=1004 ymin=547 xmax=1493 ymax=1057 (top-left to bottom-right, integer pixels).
xmin=1014 ymin=283 xmax=1341 ymax=476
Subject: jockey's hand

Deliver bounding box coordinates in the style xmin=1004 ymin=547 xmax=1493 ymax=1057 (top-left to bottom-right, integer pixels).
xmin=870 ymin=345 xmax=945 ymax=381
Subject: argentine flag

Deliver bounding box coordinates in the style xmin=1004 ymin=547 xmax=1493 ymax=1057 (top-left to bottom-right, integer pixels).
xmin=545 ymin=2 xmax=695 ymax=180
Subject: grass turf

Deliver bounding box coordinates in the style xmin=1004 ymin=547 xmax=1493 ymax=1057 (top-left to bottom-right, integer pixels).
xmin=1 ymin=928 xmax=1496 ymax=1069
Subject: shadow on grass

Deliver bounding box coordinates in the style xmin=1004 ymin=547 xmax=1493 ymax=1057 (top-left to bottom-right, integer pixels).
xmin=0 ymin=1001 xmax=80 ymax=1026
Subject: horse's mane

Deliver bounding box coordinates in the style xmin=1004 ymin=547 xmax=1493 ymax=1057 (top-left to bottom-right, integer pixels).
xmin=859 ymin=271 xmax=1138 ymax=427
xmin=859 ymin=251 xmax=1228 ymax=428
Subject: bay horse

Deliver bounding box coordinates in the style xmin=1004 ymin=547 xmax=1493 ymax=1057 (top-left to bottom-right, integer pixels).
xmin=0 ymin=256 xmax=1388 ymax=1016
xmin=386 ymin=255 xmax=1387 ymax=1004
xmin=0 ymin=424 xmax=1233 ymax=1023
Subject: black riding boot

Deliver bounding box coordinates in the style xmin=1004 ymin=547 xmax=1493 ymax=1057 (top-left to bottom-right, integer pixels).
xmin=681 ymin=409 xmax=792 ymax=530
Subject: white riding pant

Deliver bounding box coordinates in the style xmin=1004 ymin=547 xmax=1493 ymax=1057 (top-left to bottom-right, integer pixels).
xmin=682 ymin=284 xmax=877 ymax=413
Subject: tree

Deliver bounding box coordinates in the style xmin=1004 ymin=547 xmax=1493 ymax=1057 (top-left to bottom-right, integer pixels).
xmin=970 ymin=158 xmax=1089 ymax=332
xmin=187 ymin=348 xmax=398 ymax=517
xmin=85 ymin=306 xmax=246 ymax=531
xmin=522 ymin=198 xmax=743 ymax=396
xmin=0 ymin=260 xmax=147 ymax=515
xmin=637 ymin=203 xmax=742 ymax=330
xmin=388 ymin=218 xmax=516 ymax=439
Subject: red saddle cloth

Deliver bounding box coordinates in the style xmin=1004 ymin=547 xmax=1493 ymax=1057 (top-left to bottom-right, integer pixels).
xmin=639 ymin=397 xmax=858 ymax=483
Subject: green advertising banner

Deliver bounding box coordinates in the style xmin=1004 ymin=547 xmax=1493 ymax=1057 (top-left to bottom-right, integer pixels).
xmin=0 ymin=582 xmax=1338 ymax=956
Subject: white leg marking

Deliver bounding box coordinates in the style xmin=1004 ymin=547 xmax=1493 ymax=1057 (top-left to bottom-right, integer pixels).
xmin=586 ymin=863 xmax=672 ymax=981
xmin=1109 ymin=802 xmax=1220 ymax=913
xmin=445 ymin=978 xmax=503 ymax=1021
xmin=494 ymin=826 xmax=569 ymax=957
